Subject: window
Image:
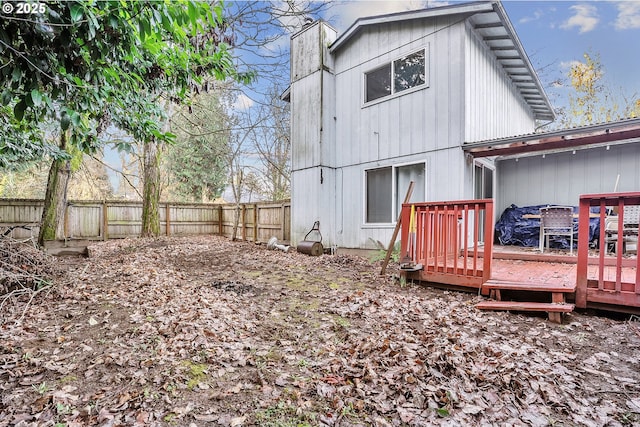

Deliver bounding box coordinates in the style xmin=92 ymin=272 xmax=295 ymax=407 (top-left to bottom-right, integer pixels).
xmin=366 ymin=168 xmax=392 ymax=223
xmin=365 ymin=65 xmax=391 ymax=103
xmin=394 ymin=50 xmax=426 ymax=94
xmin=364 ymin=48 xmax=427 ymax=103
xmin=365 ymin=163 xmax=426 ymax=224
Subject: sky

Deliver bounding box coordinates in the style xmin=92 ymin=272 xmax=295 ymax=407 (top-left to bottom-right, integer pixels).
xmin=319 ymin=0 xmax=640 ymax=116
xmin=106 ymin=1 xmax=640 ymax=198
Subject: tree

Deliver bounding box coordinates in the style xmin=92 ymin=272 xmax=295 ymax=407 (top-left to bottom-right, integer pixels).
xmin=167 ymin=89 xmax=232 ymax=203
xmin=560 ymin=52 xmax=639 ymax=127
xmin=251 ymin=84 xmax=291 ymax=201
xmin=0 ymin=1 xmax=251 ymax=245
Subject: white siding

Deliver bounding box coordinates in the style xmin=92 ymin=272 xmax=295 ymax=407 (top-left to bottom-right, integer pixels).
xmin=290 ymin=15 xmax=542 ymax=249
xmin=289 ymin=22 xmax=338 ymax=246
xmin=332 ymin=17 xmax=466 ymax=169
xmin=496 ymin=143 xmax=640 ymax=216
xmin=464 ymin=23 xmax=536 ymax=142
xmin=326 ymin=17 xmax=475 ymax=248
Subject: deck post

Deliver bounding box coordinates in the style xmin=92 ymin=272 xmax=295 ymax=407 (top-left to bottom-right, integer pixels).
xmin=575 ymin=196 xmax=591 ymax=309
xmin=482 ymin=201 xmax=494 ymax=285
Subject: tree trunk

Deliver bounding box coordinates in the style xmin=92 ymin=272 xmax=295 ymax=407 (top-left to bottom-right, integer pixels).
xmin=38 ymin=132 xmax=70 ymax=248
xmin=141 ymin=139 xmax=161 ymax=237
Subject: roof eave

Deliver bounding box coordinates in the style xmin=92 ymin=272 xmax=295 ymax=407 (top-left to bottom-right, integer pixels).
xmin=329 ymin=1 xmax=494 ymax=53
xmin=464 ymin=118 xmax=640 ymax=158
xmin=489 ymin=1 xmax=555 ymax=121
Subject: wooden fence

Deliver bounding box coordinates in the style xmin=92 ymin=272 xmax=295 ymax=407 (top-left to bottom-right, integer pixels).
xmin=0 ymin=198 xmax=291 ymax=244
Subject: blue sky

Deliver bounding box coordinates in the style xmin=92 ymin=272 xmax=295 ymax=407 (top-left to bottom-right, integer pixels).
xmin=322 ymin=0 xmax=640 ymax=116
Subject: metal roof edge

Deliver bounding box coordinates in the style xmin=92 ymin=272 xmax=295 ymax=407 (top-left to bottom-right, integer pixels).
xmin=329 ymin=1 xmax=494 ymax=53
xmin=463 ymin=117 xmax=640 ymax=157
xmin=490 ymin=1 xmax=555 ymax=121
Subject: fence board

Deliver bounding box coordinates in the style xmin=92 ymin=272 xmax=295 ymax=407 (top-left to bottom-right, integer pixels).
xmin=0 ymin=198 xmax=290 ymax=244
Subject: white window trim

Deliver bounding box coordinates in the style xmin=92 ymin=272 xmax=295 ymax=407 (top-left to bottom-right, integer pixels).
xmin=362 ymin=45 xmax=430 ymax=107
xmin=362 ymin=161 xmax=427 ymax=227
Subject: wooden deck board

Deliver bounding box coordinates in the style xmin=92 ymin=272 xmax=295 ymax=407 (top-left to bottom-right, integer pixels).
xmin=476 ymin=301 xmax=575 ymax=312
xmin=483 ymin=279 xmax=576 ymax=293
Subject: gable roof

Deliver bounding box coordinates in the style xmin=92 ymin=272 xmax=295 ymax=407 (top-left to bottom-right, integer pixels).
xmin=329 ymin=1 xmax=554 ymax=122
xmin=464 ymin=117 xmax=640 ymax=158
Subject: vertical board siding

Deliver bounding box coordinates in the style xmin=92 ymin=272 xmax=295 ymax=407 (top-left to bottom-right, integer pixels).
xmin=0 ymin=199 xmax=290 ymax=244
xmin=496 ymin=143 xmax=640 ymax=216
xmin=326 ymin=17 xmax=470 ymax=249
xmin=333 ymin=18 xmax=465 ymax=168
xmin=464 ymin=24 xmax=536 ymax=142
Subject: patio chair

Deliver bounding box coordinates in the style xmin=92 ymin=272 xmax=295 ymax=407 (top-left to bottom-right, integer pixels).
xmin=539 ymin=206 xmax=575 ymax=255
xmin=605 ymin=205 xmax=640 ymax=254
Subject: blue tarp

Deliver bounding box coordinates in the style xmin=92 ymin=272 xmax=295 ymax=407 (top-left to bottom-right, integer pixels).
xmin=494 ymin=204 xmax=601 ymax=249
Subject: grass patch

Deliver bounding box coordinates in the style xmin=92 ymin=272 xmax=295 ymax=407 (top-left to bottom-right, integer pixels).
xmin=255 ymin=401 xmax=315 ymax=427
xmin=181 ymin=360 xmax=208 ymax=390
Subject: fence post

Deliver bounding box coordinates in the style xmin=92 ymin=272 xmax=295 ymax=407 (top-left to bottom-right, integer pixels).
xmin=63 ymin=202 xmax=69 ymax=239
xmin=241 ymin=204 xmax=247 ymax=241
xmin=165 ymin=203 xmax=171 ymax=236
xmin=253 ymin=204 xmax=258 ymax=243
xmin=102 ymin=200 xmax=108 ymax=241
xmin=218 ymin=205 xmax=223 ymax=237
xmin=281 ymin=203 xmax=285 ymax=241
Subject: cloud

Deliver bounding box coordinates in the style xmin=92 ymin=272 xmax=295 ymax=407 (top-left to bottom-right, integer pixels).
xmin=518 ymin=9 xmax=543 ymax=24
xmin=233 ymin=93 xmax=255 ymax=111
xmin=559 ymin=60 xmax=582 ymax=71
xmin=560 ymin=4 xmax=599 ymax=33
xmin=614 ymin=1 xmax=640 ymax=30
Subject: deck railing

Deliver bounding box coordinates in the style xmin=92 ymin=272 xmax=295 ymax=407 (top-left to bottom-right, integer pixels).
xmin=576 ymin=192 xmax=640 ymax=309
xmin=400 ymin=199 xmax=494 ymax=290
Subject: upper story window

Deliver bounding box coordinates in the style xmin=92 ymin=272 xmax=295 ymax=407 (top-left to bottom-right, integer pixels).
xmin=365 ymin=48 xmax=427 ymax=103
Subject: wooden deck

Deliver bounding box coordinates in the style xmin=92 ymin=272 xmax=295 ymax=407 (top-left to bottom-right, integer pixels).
xmin=400 ymin=195 xmax=640 ymax=323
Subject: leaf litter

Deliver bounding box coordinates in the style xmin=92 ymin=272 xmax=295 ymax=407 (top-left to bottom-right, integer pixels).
xmin=1 ymin=235 xmax=640 ymax=426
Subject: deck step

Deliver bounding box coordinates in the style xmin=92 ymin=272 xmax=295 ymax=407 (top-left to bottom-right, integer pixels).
xmin=476 ymin=301 xmax=575 ymax=313
xmin=483 ymin=279 xmax=576 ymax=293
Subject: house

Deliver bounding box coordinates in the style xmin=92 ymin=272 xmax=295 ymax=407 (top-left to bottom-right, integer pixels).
xmin=285 ymin=0 xmax=640 ymax=251
xmin=465 ymin=118 xmax=640 ymax=218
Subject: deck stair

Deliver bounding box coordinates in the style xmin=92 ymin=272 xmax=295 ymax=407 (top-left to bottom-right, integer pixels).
xmin=477 ymin=279 xmax=576 ymax=323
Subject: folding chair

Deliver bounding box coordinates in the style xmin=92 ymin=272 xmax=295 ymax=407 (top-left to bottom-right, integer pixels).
xmin=539 ymin=206 xmax=575 ymax=255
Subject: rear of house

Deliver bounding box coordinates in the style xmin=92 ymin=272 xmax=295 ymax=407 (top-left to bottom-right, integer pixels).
xmin=287 ymin=1 xmax=552 ymax=250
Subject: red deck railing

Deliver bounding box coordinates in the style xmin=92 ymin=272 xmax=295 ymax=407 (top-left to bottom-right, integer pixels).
xmin=400 ymin=199 xmax=493 ymax=290
xmin=576 ymin=192 xmax=640 ymax=309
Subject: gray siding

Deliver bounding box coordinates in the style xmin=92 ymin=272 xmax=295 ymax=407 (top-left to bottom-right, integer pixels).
xmin=496 ymin=142 xmax=640 ymax=216
xmin=464 ymin=23 xmax=536 ymax=142
xmin=289 ymin=15 xmax=539 ymax=249
xmin=326 ymin=17 xmax=470 ymax=248
xmin=332 ymin=17 xmax=466 ymax=167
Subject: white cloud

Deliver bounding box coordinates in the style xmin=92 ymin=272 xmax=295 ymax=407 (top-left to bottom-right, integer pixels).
xmin=614 ymin=1 xmax=640 ymax=30
xmin=233 ymin=93 xmax=254 ymax=111
xmin=559 ymin=60 xmax=582 ymax=71
xmin=518 ymin=9 xmax=543 ymax=25
xmin=560 ymin=4 xmax=599 ymax=33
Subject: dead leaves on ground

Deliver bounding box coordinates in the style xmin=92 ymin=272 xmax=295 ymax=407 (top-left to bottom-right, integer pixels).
xmin=1 ymin=236 xmax=640 ymax=426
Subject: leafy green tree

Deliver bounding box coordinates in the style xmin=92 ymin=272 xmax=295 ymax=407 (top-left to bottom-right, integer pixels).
xmin=1 ymin=1 xmax=251 ymax=245
xmin=167 ymin=90 xmax=232 ymax=203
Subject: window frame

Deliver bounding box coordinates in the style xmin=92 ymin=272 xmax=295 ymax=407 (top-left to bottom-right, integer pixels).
xmin=363 ymin=46 xmax=429 ymax=106
xmin=363 ymin=161 xmax=427 ymax=226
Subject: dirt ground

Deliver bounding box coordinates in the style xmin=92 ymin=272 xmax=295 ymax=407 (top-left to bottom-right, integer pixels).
xmin=2 ymin=235 xmax=640 ymax=426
